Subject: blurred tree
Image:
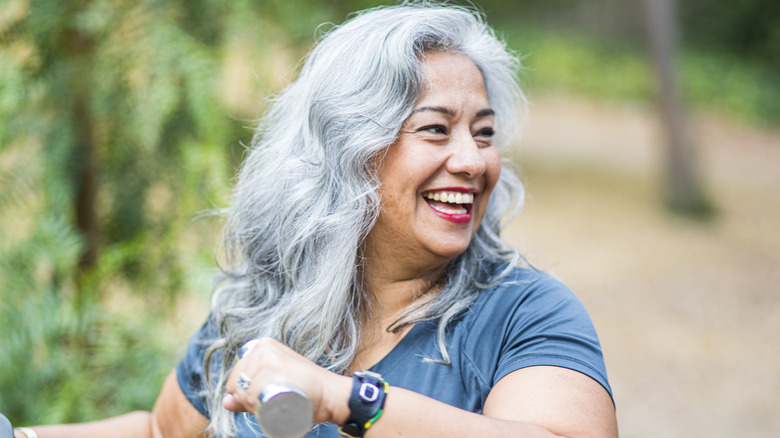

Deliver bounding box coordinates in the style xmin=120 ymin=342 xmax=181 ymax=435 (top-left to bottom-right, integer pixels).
xmin=643 ymin=0 xmax=713 ymax=217
xmin=0 ymin=0 xmax=301 ymax=424
xmin=0 ymin=0 xmax=399 ymax=425
xmin=679 ymin=0 xmax=780 ymax=72
xmin=0 ymin=0 xmax=236 ymax=422
xmin=1 ymin=0 xmax=235 ymax=283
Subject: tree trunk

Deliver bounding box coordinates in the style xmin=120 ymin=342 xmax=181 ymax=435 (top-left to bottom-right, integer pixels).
xmin=74 ymin=98 xmax=99 ymax=271
xmin=64 ymin=26 xmax=100 ymax=271
xmin=642 ymin=0 xmax=714 ymax=217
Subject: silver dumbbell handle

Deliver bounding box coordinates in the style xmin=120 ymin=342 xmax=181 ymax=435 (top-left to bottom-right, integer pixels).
xmin=0 ymin=413 xmax=13 ymax=438
xmin=255 ymin=383 xmax=313 ymax=438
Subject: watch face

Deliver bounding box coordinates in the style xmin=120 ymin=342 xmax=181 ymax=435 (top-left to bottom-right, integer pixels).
xmin=359 ymin=382 xmax=380 ymax=403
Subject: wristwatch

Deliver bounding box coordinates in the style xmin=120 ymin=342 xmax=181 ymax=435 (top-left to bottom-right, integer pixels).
xmin=338 ymin=370 xmax=389 ymax=438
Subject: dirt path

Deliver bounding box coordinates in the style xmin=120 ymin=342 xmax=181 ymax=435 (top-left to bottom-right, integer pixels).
xmin=504 ymin=94 xmax=780 ymax=438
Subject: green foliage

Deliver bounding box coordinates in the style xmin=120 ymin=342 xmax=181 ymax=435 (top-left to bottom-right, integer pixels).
xmin=0 ymin=0 xmax=394 ymax=425
xmin=508 ymin=32 xmax=653 ymax=102
xmin=679 ymin=0 xmax=780 ymax=72
xmin=501 ymin=30 xmax=780 ymax=125
xmin=0 ymin=278 xmax=177 ymax=423
xmin=1 ymin=0 xmax=244 ymax=425
xmin=681 ymin=50 xmax=780 ymax=124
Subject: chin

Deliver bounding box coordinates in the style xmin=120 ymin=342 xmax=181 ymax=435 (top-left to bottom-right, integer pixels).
xmin=427 ymin=240 xmax=472 ymax=261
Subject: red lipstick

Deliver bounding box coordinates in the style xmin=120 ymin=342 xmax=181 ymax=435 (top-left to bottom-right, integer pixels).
xmin=422 ymin=187 xmax=477 ymax=224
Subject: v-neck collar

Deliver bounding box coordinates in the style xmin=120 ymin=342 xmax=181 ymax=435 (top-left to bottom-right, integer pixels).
xmin=367 ymin=318 xmax=437 ymax=373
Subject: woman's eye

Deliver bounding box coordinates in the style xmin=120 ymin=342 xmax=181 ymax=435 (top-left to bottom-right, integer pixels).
xmin=475 ymin=127 xmax=495 ymax=138
xmin=419 ymin=125 xmax=447 ymax=135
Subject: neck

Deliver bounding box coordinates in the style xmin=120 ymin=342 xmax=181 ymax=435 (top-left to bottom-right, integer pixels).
xmin=361 ymin=255 xmax=446 ymax=326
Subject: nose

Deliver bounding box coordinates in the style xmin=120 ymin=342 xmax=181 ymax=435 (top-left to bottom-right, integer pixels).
xmin=445 ymin=132 xmax=487 ymax=178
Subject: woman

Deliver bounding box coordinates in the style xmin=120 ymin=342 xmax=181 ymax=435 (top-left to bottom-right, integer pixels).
xmin=13 ymin=3 xmax=617 ymax=438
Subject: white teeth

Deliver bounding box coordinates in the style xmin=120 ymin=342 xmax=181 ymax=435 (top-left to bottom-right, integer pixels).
xmin=423 ymin=191 xmax=474 ymax=205
xmin=430 ymin=203 xmax=466 ymax=215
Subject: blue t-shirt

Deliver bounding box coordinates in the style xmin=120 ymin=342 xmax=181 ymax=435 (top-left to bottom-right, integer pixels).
xmin=177 ymin=267 xmax=612 ymax=437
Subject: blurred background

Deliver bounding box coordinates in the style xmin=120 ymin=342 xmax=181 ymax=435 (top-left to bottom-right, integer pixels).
xmin=1 ymin=0 xmax=778 ymax=436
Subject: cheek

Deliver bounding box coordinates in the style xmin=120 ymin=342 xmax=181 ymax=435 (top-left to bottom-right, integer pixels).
xmin=471 ymin=149 xmax=501 ymax=229
xmin=483 ymin=148 xmax=502 ymax=193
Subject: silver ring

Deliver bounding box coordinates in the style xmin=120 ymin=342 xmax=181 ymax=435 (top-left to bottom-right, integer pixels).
xmin=238 ymin=338 xmax=261 ymax=359
xmin=236 ymin=372 xmax=252 ymax=391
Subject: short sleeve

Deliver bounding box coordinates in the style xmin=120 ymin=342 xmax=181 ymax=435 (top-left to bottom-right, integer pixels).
xmin=462 ymin=269 xmax=612 ymax=403
xmin=176 ymin=317 xmax=220 ymax=418
xmin=496 ymin=274 xmax=611 ymax=397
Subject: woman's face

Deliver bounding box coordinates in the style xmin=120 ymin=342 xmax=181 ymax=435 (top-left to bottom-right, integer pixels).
xmin=366 ymin=51 xmax=501 ymax=269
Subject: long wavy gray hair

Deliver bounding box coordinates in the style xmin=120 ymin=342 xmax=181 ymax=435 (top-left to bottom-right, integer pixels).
xmin=204 ymin=2 xmax=527 ymax=436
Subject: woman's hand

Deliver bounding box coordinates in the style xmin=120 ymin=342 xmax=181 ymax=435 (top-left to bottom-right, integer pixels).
xmin=223 ymin=338 xmax=351 ymax=425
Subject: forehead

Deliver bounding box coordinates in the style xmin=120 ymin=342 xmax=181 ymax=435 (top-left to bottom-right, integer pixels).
xmin=417 ymin=51 xmax=488 ymax=106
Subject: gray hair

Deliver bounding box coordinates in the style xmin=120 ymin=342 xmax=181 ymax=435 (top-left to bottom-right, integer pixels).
xmin=205 ymin=2 xmax=527 ymax=435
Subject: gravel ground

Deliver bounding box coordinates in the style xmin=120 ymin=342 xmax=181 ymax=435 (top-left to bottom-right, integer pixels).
xmin=504 ymin=95 xmax=780 ymax=438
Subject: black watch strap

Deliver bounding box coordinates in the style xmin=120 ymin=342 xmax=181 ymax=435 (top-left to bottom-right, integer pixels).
xmin=338 ymin=370 xmax=388 ymax=438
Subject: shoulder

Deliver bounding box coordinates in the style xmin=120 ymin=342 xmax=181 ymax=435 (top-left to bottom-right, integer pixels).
xmin=457 ymin=265 xmax=612 ymax=398
xmin=469 ymin=266 xmax=585 ymax=324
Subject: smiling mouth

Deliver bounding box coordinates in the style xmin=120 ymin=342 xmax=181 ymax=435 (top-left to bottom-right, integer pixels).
xmin=423 ymin=190 xmax=474 ymax=215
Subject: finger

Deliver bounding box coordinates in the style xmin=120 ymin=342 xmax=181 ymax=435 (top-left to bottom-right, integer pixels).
xmin=226 ymin=369 xmax=262 ymax=413
xmin=226 ymin=338 xmax=281 ymax=411
xmin=222 ymin=393 xmax=245 ymax=413
xmin=238 ymin=338 xmax=261 ymax=359
xmin=226 ymin=342 xmax=264 ymax=394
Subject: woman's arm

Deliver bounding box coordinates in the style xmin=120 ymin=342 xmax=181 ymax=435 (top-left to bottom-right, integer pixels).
xmin=15 ymin=412 xmax=153 ymax=438
xmin=15 ymin=370 xmax=209 ymax=438
xmin=482 ymin=366 xmax=617 ymax=437
xmin=227 ymin=338 xmax=617 ymax=438
xmin=151 ymin=371 xmax=210 ymax=438
xmin=326 ymin=366 xmax=616 ymax=438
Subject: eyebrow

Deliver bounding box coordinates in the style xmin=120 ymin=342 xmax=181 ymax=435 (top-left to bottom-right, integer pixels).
xmin=410 ymin=106 xmax=453 ymax=116
xmin=409 ymin=106 xmax=495 ymax=117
